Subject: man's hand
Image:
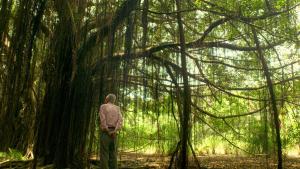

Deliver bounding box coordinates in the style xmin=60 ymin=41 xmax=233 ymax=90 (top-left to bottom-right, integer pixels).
xmin=103 ymin=128 xmax=109 ymax=133
xmin=109 ymin=131 xmax=117 ymax=139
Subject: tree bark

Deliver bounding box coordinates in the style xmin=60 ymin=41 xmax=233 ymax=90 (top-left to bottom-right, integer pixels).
xmin=35 ymin=0 xmax=139 ymax=168
xmin=175 ymin=0 xmax=192 ymax=168
xmin=252 ymin=27 xmax=282 ymax=169
xmin=0 ymin=0 xmax=34 ymax=151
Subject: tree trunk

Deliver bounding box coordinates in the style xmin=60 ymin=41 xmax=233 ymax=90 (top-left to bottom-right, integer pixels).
xmin=36 ymin=1 xmax=76 ymax=166
xmin=35 ymin=0 xmax=139 ymax=167
xmin=0 ymin=0 xmax=11 ymax=48
xmin=0 ymin=0 xmax=34 ymax=151
xmin=175 ymin=0 xmax=192 ymax=168
xmin=252 ymin=27 xmax=282 ymax=169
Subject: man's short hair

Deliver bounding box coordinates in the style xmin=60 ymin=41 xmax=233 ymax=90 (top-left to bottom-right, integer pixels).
xmin=106 ymin=94 xmax=116 ymax=103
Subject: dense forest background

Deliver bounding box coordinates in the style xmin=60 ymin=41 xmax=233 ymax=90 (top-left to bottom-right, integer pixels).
xmin=0 ymin=0 xmax=299 ymax=169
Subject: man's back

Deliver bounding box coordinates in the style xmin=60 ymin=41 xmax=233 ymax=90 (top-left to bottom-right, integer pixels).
xmin=100 ymin=103 xmax=122 ymax=131
xmin=99 ymin=94 xmax=122 ymax=169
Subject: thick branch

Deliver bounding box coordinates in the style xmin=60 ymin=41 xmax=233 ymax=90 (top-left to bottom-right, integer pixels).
xmin=191 ymin=102 xmax=265 ymax=119
xmin=252 ymin=27 xmax=283 ymax=169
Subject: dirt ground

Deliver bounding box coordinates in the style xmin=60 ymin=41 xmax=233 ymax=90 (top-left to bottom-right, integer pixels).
xmin=1 ymin=152 xmax=300 ymax=169
xmin=90 ymin=152 xmax=300 ymax=169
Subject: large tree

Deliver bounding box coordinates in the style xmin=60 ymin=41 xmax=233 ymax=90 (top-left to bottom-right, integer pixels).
xmin=0 ymin=0 xmax=299 ymax=169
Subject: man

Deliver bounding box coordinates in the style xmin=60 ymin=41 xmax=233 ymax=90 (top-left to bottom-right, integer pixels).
xmin=99 ymin=94 xmax=123 ymax=169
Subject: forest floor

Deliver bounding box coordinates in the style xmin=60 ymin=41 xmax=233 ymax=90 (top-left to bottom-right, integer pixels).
xmin=89 ymin=152 xmax=300 ymax=169
xmin=1 ymin=152 xmax=300 ymax=169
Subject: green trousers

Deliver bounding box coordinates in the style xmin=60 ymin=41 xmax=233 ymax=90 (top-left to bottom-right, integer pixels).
xmin=100 ymin=132 xmax=118 ymax=169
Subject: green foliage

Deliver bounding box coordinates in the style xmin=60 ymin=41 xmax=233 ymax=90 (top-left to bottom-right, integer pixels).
xmin=118 ymin=104 xmax=179 ymax=154
xmin=1 ymin=0 xmax=299 ymax=163
xmin=0 ymin=148 xmax=27 ymax=161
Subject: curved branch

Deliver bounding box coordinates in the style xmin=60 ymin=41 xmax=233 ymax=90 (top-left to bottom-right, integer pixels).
xmin=191 ymin=102 xmax=265 ymax=119
xmin=195 ymin=114 xmax=254 ymax=155
xmin=198 ymin=59 xmax=300 ymax=72
xmin=92 ymin=38 xmax=283 ymax=74
xmin=196 ymin=17 xmax=230 ymax=43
